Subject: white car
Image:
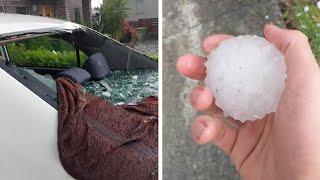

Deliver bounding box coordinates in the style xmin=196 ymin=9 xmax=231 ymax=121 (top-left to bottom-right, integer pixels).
xmin=0 ymin=14 xmax=157 ymax=179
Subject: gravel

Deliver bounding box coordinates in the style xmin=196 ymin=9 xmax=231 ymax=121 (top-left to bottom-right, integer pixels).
xmin=133 ymin=40 xmax=158 ymax=55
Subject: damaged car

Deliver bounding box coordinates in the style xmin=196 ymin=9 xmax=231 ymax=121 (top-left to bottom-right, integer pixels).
xmin=0 ymin=14 xmax=158 ymax=179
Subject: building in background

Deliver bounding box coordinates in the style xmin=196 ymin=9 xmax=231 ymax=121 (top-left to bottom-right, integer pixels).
xmin=0 ymin=0 xmax=92 ymax=26
xmin=127 ymin=0 xmax=158 ymax=39
xmin=127 ymin=0 xmax=158 ymax=22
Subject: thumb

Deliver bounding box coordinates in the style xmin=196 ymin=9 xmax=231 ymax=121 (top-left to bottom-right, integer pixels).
xmin=264 ymin=24 xmax=318 ymax=75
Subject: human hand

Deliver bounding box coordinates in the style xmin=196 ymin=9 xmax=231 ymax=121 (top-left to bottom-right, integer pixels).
xmin=176 ymin=24 xmax=320 ymax=180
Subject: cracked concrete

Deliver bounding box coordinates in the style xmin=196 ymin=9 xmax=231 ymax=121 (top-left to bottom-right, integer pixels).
xmin=163 ymin=0 xmax=284 ymax=179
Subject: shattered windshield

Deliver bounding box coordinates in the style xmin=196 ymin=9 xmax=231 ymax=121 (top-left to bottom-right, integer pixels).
xmin=84 ymin=69 xmax=158 ymax=104
xmin=24 ymin=68 xmax=158 ymax=105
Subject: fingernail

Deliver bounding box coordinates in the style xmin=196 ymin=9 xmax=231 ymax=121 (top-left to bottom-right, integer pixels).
xmin=193 ymin=122 xmax=206 ymax=140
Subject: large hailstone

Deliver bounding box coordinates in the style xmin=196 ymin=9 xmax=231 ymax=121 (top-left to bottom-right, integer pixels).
xmin=205 ymin=35 xmax=286 ymax=122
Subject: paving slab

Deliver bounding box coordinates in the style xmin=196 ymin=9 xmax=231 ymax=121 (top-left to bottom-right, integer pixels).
xmin=163 ymin=0 xmax=284 ymax=179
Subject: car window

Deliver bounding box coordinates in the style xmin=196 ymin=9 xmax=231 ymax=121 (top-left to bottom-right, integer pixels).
xmin=5 ymin=36 xmax=88 ymax=68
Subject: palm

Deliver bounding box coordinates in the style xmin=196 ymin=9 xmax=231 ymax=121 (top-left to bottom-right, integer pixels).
xmin=238 ymin=76 xmax=320 ymax=179
xmin=221 ymin=56 xmax=320 ymax=179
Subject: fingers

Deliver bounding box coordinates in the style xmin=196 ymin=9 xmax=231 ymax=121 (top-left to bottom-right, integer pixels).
xmin=189 ymin=86 xmax=221 ymax=112
xmin=230 ymin=118 xmax=267 ymax=171
xmin=176 ymin=54 xmax=207 ymax=80
xmin=177 ymin=35 xmax=234 ymax=80
xmin=192 ymin=115 xmax=238 ymax=154
xmin=264 ymin=24 xmax=310 ymax=55
xmin=217 ymin=114 xmax=243 ymax=128
xmin=202 ymin=34 xmax=234 ymax=54
xmin=264 ymin=24 xmax=318 ymax=74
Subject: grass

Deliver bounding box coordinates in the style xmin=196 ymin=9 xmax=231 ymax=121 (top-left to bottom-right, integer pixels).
xmin=280 ymin=0 xmax=320 ymax=62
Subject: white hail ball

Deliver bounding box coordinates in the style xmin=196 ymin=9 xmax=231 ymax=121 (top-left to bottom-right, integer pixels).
xmin=204 ymin=35 xmax=287 ymax=122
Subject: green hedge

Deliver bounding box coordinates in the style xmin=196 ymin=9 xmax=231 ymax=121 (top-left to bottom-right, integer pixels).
xmin=7 ymin=43 xmax=87 ymax=68
xmin=146 ymin=53 xmax=158 ymax=61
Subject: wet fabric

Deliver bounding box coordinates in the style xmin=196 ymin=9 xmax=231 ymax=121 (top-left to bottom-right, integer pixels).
xmin=83 ymin=69 xmax=158 ymax=104
xmin=56 ymin=77 xmax=158 ymax=180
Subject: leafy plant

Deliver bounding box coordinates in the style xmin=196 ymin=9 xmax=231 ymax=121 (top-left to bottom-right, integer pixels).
xmin=281 ymin=0 xmax=320 ymax=62
xmin=291 ymin=4 xmax=320 ymax=61
xmin=121 ymin=19 xmax=139 ymax=47
xmin=95 ymin=0 xmax=130 ymax=40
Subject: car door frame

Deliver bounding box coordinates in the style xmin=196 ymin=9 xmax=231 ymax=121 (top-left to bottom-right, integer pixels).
xmin=0 ymin=57 xmax=57 ymax=109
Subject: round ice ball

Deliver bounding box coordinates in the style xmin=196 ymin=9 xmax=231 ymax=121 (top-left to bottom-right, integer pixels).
xmin=204 ymin=35 xmax=287 ymax=122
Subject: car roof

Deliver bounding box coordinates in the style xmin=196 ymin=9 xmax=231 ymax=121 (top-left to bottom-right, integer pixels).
xmin=0 ymin=14 xmax=158 ymax=71
xmin=0 ymin=14 xmax=82 ymax=38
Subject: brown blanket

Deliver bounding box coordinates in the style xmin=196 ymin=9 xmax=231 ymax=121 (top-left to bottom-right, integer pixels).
xmin=56 ymin=77 xmax=158 ymax=180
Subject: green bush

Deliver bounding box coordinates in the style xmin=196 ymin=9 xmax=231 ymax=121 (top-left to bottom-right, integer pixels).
xmin=146 ymin=53 xmax=158 ymax=61
xmin=7 ymin=43 xmax=87 ymax=68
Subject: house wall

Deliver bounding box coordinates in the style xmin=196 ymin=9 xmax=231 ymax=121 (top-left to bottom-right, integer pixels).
xmin=82 ymin=0 xmax=91 ymax=27
xmin=127 ymin=0 xmax=158 ymax=21
xmin=0 ymin=0 xmax=29 ymax=14
xmin=66 ymin=0 xmax=83 ymax=23
xmin=0 ymin=0 xmax=91 ymax=25
xmin=26 ymin=0 xmax=56 ymax=16
xmin=56 ymin=0 xmax=70 ymax=20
